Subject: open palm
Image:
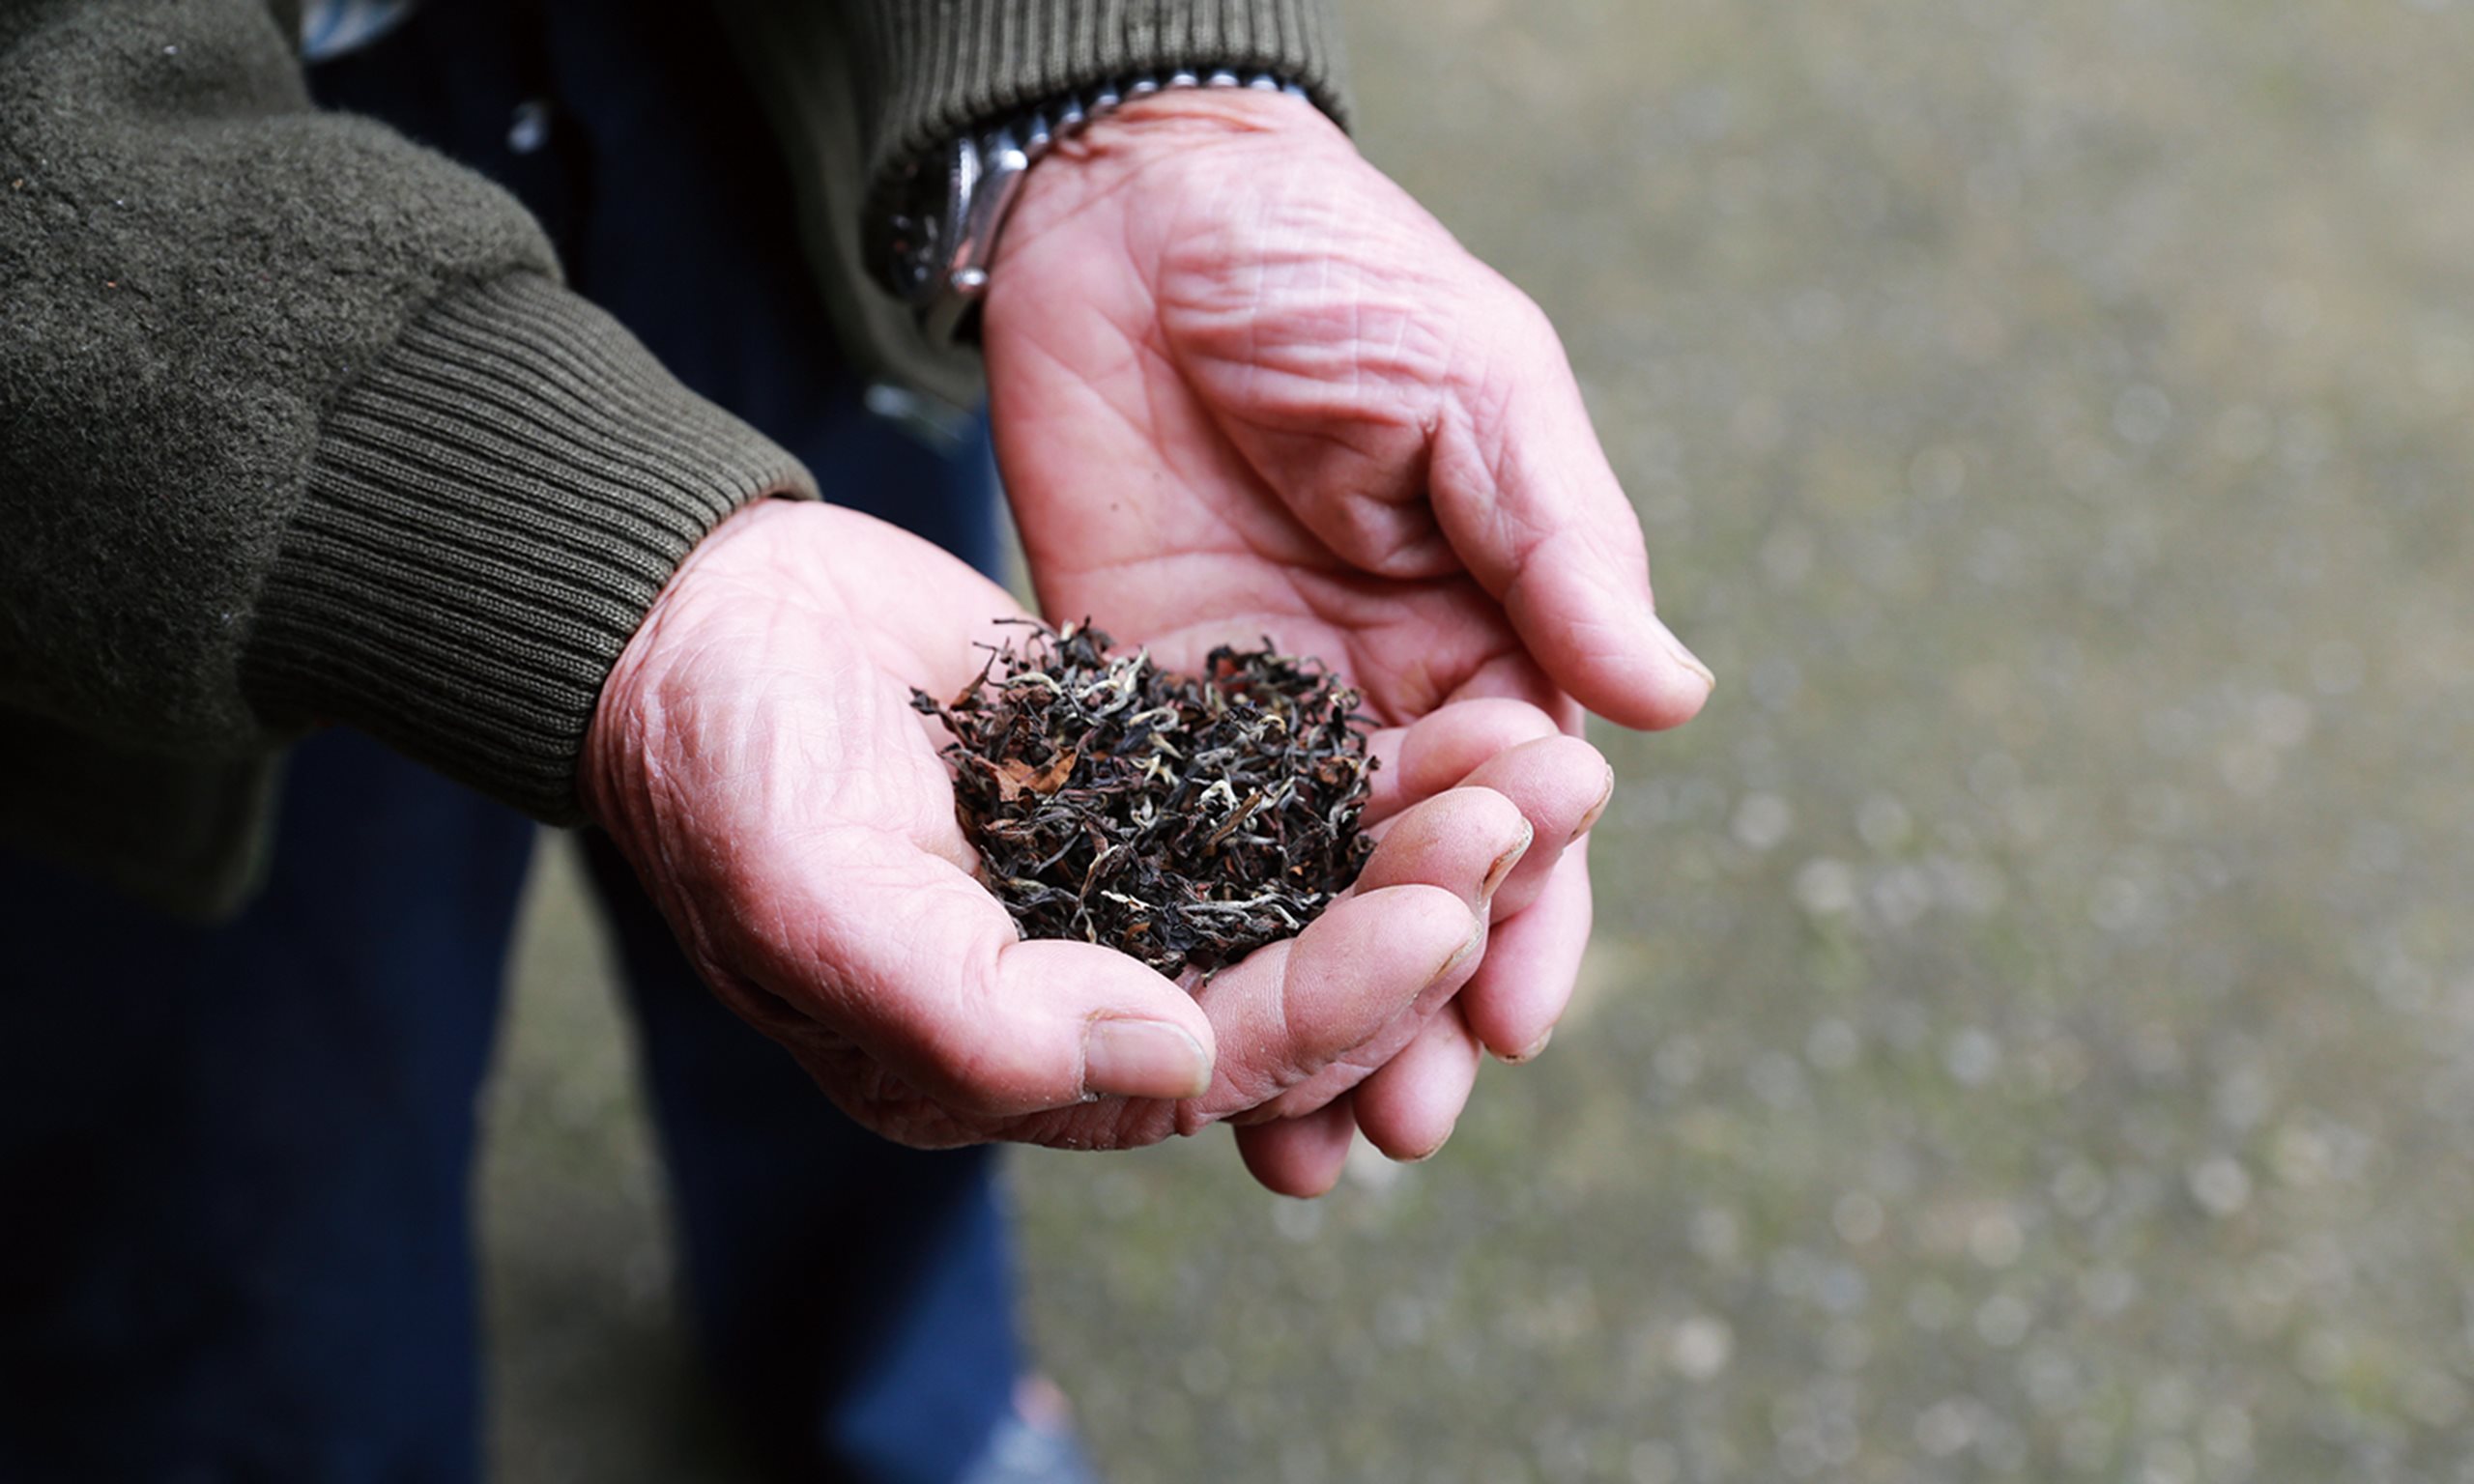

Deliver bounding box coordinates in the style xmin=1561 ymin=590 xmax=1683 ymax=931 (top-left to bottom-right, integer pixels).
xmin=986 ymin=91 xmax=1712 ymax=1189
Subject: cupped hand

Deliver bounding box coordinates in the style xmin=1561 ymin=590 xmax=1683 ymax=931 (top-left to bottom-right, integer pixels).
xmin=984 ymin=89 xmax=1712 ymax=1192
xmin=582 ymin=499 xmax=1557 ymax=1180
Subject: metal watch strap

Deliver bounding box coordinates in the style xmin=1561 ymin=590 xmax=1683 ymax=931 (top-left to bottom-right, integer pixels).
xmin=881 ymin=69 xmax=1310 ymax=347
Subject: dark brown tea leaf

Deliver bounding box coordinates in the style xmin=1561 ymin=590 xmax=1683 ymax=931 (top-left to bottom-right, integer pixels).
xmin=910 ymin=621 xmax=1378 ymax=977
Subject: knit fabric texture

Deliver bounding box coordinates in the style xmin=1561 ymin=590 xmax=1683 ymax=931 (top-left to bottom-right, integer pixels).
xmin=242 ymin=273 xmax=815 ymax=823
xmin=847 ymin=0 xmax=1349 ymax=191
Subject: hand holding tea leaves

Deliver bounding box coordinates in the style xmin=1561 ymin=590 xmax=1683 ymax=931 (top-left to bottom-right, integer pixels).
xmin=583 ymin=499 xmax=1579 ymax=1175
xmin=986 ymin=90 xmax=1712 ymax=1191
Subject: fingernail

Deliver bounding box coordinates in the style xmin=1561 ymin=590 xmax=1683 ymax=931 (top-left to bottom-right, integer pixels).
xmin=1503 ymin=1027 xmax=1555 ymax=1064
xmin=1402 ymin=1125 xmax=1455 ymax=1163
xmin=1082 ymin=1017 xmax=1212 ymax=1100
xmin=1652 ymin=614 xmax=1716 ymax=690
xmin=1429 ymin=916 xmax=1485 ymax=989
xmin=1569 ymin=767 xmax=1616 ymax=845
xmin=1481 ymin=821 xmax=1535 ymax=900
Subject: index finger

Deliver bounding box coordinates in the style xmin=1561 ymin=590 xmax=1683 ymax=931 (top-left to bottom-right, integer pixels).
xmin=1427 ymin=287 xmax=1715 ymax=729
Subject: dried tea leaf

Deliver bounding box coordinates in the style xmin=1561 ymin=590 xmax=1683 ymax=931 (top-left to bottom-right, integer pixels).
xmin=1027 ymin=750 xmax=1079 ymax=794
xmin=910 ymin=621 xmax=1377 ymax=976
xmin=992 ymin=750 xmax=1078 ymax=802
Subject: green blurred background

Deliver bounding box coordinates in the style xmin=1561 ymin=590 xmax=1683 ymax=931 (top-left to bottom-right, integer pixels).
xmin=483 ymin=1 xmax=2474 ymax=1479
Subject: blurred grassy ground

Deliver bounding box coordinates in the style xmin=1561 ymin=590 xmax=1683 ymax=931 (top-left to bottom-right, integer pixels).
xmin=482 ymin=1 xmax=2474 ymax=1479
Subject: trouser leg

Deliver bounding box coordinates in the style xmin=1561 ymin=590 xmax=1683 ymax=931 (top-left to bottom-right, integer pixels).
xmin=0 ymin=730 xmax=537 ymax=1483
xmin=305 ymin=8 xmax=1024 ymax=1477
xmin=543 ymin=13 xmax=1024 ymax=1467
xmin=581 ymin=834 xmax=1020 ymax=1484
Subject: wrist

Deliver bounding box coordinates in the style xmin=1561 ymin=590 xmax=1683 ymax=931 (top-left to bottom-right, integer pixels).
xmin=1035 ymin=87 xmax=1338 ymax=192
xmin=582 ymin=498 xmax=808 ymax=834
xmin=1003 ymin=87 xmax=1340 ymax=248
xmin=879 ymin=76 xmax=1336 ymax=343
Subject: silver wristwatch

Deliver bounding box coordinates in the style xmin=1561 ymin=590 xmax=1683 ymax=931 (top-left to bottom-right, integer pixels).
xmin=879 ymin=69 xmax=1310 ymax=347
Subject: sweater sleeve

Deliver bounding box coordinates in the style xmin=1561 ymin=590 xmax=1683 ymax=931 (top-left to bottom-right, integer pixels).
xmin=834 ymin=0 xmax=1350 ymax=243
xmin=700 ymin=0 xmax=1349 ymax=413
xmin=0 ymin=0 xmax=814 ymax=825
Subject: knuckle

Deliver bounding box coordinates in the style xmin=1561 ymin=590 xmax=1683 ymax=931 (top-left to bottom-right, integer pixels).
xmin=1490 ymin=278 xmax=1561 ymax=352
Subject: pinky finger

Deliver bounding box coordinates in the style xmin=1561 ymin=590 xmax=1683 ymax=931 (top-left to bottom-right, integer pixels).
xmin=1234 ymin=1096 xmax=1359 ymax=1198
xmin=1457 ymin=847 xmax=1595 ymax=1063
xmin=1353 ymin=1002 xmax=1484 ymax=1162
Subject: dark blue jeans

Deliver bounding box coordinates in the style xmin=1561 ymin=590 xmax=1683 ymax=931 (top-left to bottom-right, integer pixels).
xmin=0 ymin=4 xmax=1017 ymax=1480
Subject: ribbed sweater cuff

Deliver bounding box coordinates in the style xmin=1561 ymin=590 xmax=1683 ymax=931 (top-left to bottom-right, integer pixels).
xmin=243 ymin=272 xmax=816 ymax=824
xmin=861 ymin=0 xmax=1350 ymax=186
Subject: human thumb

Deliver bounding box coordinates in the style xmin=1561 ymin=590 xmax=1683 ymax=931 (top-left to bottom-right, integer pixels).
xmin=771 ymin=841 xmax=1218 ymax=1116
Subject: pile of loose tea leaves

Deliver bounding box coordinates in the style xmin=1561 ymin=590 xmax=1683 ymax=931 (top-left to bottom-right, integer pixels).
xmin=910 ymin=621 xmax=1378 ymax=976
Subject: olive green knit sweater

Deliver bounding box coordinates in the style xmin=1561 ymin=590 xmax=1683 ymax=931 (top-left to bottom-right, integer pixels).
xmin=0 ymin=0 xmax=1344 ymax=915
